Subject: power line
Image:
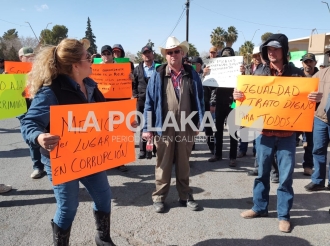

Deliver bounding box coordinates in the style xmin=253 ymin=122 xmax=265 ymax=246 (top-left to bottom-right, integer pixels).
xmin=160 ymin=6 xmax=186 ymax=46
xmin=192 ymin=2 xmax=329 ymax=31
xmin=0 ymin=18 xmax=28 ymax=27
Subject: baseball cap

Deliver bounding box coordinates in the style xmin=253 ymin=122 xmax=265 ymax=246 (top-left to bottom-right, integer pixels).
xmin=101 ymin=45 xmax=112 ymax=54
xmin=141 ymin=45 xmax=153 ymax=53
xmin=252 ymin=46 xmax=260 ymax=55
xmin=300 ymin=53 xmax=316 ymax=62
xmin=320 ymin=63 xmax=325 ymax=67
xmin=209 ymin=47 xmax=217 ymax=53
xmin=264 ymin=41 xmax=282 ymax=48
xmin=18 ymin=47 xmax=34 ymax=57
xmin=190 ymin=56 xmax=203 ymax=65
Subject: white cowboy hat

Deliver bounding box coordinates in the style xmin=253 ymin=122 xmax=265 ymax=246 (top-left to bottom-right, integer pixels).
xmin=159 ymin=36 xmax=189 ymax=56
xmin=252 ymin=46 xmax=260 ymax=55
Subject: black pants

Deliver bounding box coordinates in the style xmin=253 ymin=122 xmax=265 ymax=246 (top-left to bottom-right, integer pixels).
xmin=215 ymin=105 xmax=237 ymax=159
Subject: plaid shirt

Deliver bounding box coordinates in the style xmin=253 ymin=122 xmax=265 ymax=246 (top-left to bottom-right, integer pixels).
xmin=261 ymin=63 xmax=294 ymax=137
xmin=170 ymin=66 xmax=184 ymax=100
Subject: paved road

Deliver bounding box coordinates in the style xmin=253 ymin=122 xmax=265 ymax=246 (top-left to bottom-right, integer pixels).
xmin=1 ymin=117 xmax=330 ymax=246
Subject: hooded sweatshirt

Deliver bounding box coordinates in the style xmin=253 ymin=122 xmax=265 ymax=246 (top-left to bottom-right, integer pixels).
xmin=112 ymin=44 xmax=134 ymax=72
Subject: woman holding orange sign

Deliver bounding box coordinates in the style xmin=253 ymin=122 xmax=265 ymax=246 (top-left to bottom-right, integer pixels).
xmin=20 ymin=39 xmax=116 ymax=246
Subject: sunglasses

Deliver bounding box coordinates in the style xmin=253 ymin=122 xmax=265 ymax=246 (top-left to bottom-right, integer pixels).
xmin=81 ymin=54 xmax=93 ymax=63
xmin=102 ymin=52 xmax=112 ymax=56
xmin=167 ymin=50 xmax=181 ymax=55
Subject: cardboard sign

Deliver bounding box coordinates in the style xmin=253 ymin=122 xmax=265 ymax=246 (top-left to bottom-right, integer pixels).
xmin=202 ymin=56 xmax=243 ymax=88
xmin=0 ymin=74 xmax=27 ymax=120
xmin=90 ymin=63 xmax=132 ymax=99
xmin=235 ymin=75 xmax=319 ymax=132
xmin=5 ymin=61 xmax=32 ymax=98
xmin=50 ymin=99 xmax=137 ymax=185
xmin=4 ymin=61 xmax=32 ymax=74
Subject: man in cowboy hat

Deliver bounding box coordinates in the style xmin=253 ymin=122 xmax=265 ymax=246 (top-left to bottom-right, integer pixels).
xmin=142 ymin=36 xmax=205 ymax=213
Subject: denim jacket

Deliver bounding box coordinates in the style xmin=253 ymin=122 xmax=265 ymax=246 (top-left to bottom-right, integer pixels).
xmin=20 ymin=76 xmax=102 ymax=151
xmin=142 ymin=64 xmax=205 ymax=135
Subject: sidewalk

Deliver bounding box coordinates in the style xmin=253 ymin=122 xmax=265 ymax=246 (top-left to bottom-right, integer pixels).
xmin=0 ymin=117 xmax=330 ymax=246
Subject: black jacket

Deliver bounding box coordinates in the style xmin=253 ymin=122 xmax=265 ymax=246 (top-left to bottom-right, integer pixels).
xmin=133 ymin=62 xmax=152 ymax=110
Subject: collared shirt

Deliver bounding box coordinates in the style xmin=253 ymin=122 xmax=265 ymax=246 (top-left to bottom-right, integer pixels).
xmin=143 ymin=61 xmax=155 ymax=78
xmin=169 ymin=66 xmax=185 ymax=100
xmin=66 ymin=75 xmax=96 ymax=103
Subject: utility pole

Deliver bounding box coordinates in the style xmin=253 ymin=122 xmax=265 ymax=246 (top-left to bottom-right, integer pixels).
xmin=321 ymin=1 xmax=330 ymax=12
xmin=185 ymin=0 xmax=190 ymax=43
xmin=25 ymin=21 xmax=39 ymax=42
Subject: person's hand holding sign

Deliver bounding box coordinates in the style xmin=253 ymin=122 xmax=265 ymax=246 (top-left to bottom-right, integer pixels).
xmin=142 ymin=132 xmax=153 ymax=141
xmin=37 ymin=133 xmax=61 ymax=152
xmin=308 ymin=92 xmax=323 ymax=103
xmin=233 ymin=88 xmax=245 ymax=102
xmin=203 ymin=66 xmax=211 ymax=77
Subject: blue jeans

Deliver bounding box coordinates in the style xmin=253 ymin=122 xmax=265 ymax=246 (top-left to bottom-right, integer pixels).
xmin=239 ymin=139 xmax=256 ymax=154
xmin=44 ymin=159 xmax=112 ymax=230
xmin=311 ymin=117 xmax=330 ymax=186
xmin=29 ymin=144 xmax=44 ymax=170
xmin=252 ymin=133 xmax=296 ymax=221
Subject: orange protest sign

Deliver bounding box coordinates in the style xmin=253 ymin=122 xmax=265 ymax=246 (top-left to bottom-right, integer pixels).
xmin=50 ymin=99 xmax=137 ymax=185
xmin=235 ymin=75 xmax=319 ymax=132
xmin=4 ymin=61 xmax=32 ymax=98
xmin=90 ymin=63 xmax=132 ymax=99
xmin=4 ymin=61 xmax=32 ymax=74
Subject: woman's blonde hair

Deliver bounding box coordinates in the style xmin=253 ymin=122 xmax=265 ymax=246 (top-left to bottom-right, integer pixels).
xmin=27 ymin=38 xmax=90 ymax=98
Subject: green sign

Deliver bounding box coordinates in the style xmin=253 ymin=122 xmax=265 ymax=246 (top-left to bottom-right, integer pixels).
xmin=0 ymin=74 xmax=27 ymax=120
xmin=93 ymin=58 xmax=103 ymax=64
xmin=114 ymin=58 xmax=130 ymax=63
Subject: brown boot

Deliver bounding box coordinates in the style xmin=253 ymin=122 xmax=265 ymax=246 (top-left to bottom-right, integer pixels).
xmin=279 ymin=220 xmax=291 ymax=233
xmin=240 ymin=209 xmax=268 ymax=219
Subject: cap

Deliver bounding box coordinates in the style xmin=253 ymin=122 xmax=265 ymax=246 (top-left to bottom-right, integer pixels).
xmin=101 ymin=45 xmax=112 ymax=54
xmin=264 ymin=40 xmax=282 ymax=48
xmin=190 ymin=56 xmax=203 ymax=65
xmin=320 ymin=63 xmax=325 ymax=67
xmin=18 ymin=47 xmax=34 ymax=57
xmin=141 ymin=45 xmax=153 ymax=54
xmin=209 ymin=47 xmax=217 ymax=53
xmin=300 ymin=53 xmax=316 ymax=62
xmin=222 ymin=50 xmax=231 ymax=57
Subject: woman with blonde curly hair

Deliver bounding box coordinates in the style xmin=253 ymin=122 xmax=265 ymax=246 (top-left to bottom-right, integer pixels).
xmin=20 ymin=38 xmax=116 ymax=246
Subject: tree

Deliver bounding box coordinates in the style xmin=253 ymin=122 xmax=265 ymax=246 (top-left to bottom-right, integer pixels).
xmin=261 ymin=32 xmax=273 ymax=43
xmin=40 ymin=25 xmax=68 ymax=45
xmin=210 ymin=27 xmax=226 ymax=51
xmin=19 ymin=36 xmax=39 ymax=49
xmin=125 ymin=51 xmax=136 ymax=63
xmin=134 ymin=39 xmax=165 ymax=64
xmin=224 ymin=26 xmax=238 ymax=47
xmin=84 ymin=17 xmax=97 ymax=54
xmin=188 ymin=43 xmax=199 ymax=57
xmin=239 ymin=41 xmax=254 ymax=64
xmin=0 ymin=29 xmax=21 ymax=60
xmin=3 ymin=29 xmax=18 ymax=40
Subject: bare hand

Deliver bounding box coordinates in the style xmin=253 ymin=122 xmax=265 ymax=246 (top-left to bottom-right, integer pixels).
xmin=142 ymin=132 xmax=153 ymax=140
xmin=203 ymin=67 xmax=210 ymax=76
xmin=210 ymin=106 xmax=216 ymax=114
xmin=308 ymin=92 xmax=323 ymax=103
xmin=233 ymin=88 xmax=244 ymax=100
xmin=37 ymin=133 xmax=61 ymax=151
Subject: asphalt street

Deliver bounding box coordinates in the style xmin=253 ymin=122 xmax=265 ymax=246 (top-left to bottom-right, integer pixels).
xmin=1 ymin=117 xmax=330 ymax=246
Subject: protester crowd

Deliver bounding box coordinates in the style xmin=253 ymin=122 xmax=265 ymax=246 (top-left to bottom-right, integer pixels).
xmin=1 ymin=32 xmax=330 ymax=244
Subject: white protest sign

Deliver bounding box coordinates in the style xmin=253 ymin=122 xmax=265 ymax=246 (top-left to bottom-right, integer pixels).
xmin=202 ymin=56 xmax=243 ymax=88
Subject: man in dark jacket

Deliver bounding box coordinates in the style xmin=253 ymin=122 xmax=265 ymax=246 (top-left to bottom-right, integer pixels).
xmin=236 ymin=34 xmax=322 ymax=233
xmin=299 ymin=53 xmax=319 ymax=176
xmin=133 ymin=45 xmax=156 ymax=159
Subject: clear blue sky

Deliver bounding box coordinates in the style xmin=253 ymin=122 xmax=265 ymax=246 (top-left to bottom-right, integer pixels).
xmin=1 ymin=0 xmax=329 ymax=56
